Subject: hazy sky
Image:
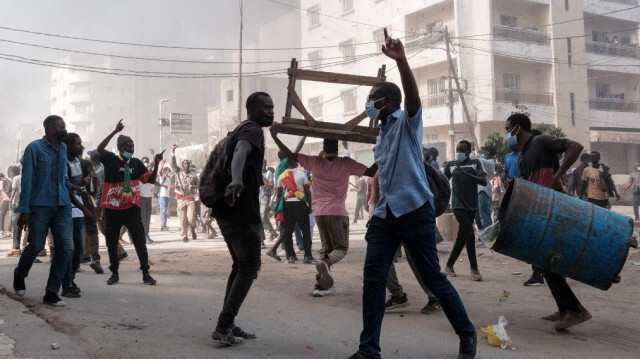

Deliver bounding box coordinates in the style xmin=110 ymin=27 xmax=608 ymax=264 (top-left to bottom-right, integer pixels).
xmin=0 ymin=0 xmax=297 ymax=164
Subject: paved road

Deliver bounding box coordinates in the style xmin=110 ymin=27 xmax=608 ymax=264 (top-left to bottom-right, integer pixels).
xmin=1 ymin=207 xmax=639 ymax=358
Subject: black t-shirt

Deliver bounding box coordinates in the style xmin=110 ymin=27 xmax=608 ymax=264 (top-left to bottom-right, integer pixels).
xmin=99 ymin=151 xmax=150 ymax=210
xmin=213 ymin=121 xmax=265 ymax=224
xmin=518 ymin=135 xmax=566 ymax=191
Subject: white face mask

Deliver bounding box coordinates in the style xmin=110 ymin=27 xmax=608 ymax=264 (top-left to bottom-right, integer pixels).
xmin=469 ymin=152 xmax=477 ymax=160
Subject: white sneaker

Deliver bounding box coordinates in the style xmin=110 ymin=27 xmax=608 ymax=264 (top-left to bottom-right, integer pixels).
xmin=313 ymin=288 xmax=330 ymax=297
xmin=277 ymin=250 xmax=286 ymax=257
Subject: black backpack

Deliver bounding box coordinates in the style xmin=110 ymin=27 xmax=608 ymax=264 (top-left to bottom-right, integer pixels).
xmin=200 ymin=121 xmax=252 ymax=209
xmin=424 ymin=161 xmax=451 ymax=217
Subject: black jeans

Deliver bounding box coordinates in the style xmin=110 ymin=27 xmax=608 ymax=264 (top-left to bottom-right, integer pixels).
xmin=104 ymin=207 xmax=150 ymax=275
xmin=447 ymin=209 xmax=478 ymax=270
xmin=535 ymin=265 xmax=582 ymax=313
xmin=282 ymin=201 xmax=311 ymax=258
xmin=215 ymin=219 xmax=262 ymax=333
xmin=588 ymin=198 xmax=609 ymax=208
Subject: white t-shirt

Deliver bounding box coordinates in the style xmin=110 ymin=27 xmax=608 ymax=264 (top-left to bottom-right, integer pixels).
xmin=68 ymin=158 xmax=85 ymax=218
xmin=158 ymin=175 xmax=172 ymax=198
xmin=277 ymin=168 xmax=309 ymax=202
xmin=11 ymin=174 xmax=21 ymax=208
xmin=140 ymin=182 xmax=153 ymax=198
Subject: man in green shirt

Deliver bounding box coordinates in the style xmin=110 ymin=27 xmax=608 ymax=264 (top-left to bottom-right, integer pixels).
xmin=444 ymin=140 xmax=487 ymax=281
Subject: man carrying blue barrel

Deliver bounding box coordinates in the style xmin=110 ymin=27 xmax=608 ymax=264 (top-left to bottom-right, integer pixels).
xmin=504 ymin=113 xmax=591 ymax=330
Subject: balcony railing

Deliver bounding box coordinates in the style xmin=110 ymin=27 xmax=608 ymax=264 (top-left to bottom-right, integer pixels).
xmin=421 ymin=92 xmax=459 ymax=108
xmin=492 ymin=24 xmax=549 ymax=45
xmin=585 ymin=41 xmax=639 ymax=59
xmin=495 ymin=89 xmax=554 ymax=106
xmin=405 ymin=31 xmax=449 ymax=52
xmin=602 ymin=0 xmax=638 ymax=5
xmin=590 ymin=98 xmax=640 ymax=113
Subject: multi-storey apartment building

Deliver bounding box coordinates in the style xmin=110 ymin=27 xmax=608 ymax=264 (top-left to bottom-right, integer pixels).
xmin=300 ymin=0 xmax=639 ymax=173
xmin=49 ymin=55 xmax=216 ymax=153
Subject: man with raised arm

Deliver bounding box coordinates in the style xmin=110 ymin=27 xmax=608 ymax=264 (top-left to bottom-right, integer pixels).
xmin=97 ymin=120 xmax=163 ymax=286
xmin=349 ymin=29 xmax=476 ymax=359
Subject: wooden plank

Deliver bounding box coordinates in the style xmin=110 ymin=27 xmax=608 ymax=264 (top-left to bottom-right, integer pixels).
xmin=272 ymin=123 xmax=378 ymax=144
xmin=284 ymin=58 xmax=297 ymax=118
xmin=282 ymin=117 xmax=378 ymax=136
xmin=287 ymin=68 xmax=385 ymax=86
xmin=287 ymin=85 xmax=316 ymax=127
xmin=344 ymin=111 xmax=369 ymax=131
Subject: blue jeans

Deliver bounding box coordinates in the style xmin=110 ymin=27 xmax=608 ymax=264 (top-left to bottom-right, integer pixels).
xmin=358 ymin=202 xmax=475 ymax=358
xmin=633 ymin=193 xmax=640 ymax=221
xmin=478 ymin=192 xmax=492 ymax=228
xmin=215 ymin=219 xmax=262 ymax=333
xmin=15 ymin=205 xmax=73 ymax=293
xmin=158 ymin=196 xmax=169 ymax=229
xmin=63 ymin=217 xmax=86 ymax=289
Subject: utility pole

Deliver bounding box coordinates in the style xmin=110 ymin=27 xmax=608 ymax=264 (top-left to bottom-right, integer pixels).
xmin=237 ymin=0 xmax=244 ymax=124
xmin=444 ymin=27 xmax=480 ymax=149
xmin=159 ymin=98 xmax=171 ymax=151
xmin=445 ymin=27 xmax=455 ymax=160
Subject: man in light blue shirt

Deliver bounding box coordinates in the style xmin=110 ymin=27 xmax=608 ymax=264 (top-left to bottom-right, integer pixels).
xmin=350 ymin=29 xmax=476 ymax=359
xmin=14 ymin=115 xmax=77 ymax=307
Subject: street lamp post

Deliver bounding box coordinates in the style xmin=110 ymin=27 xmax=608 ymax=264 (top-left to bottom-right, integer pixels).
xmin=159 ymin=98 xmax=171 ymax=151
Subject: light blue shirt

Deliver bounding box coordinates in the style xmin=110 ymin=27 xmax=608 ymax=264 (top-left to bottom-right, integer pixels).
xmin=19 ymin=137 xmax=73 ymax=213
xmin=373 ymin=107 xmax=433 ymax=218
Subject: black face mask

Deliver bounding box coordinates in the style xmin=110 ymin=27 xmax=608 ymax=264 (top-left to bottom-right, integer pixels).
xmin=257 ymin=116 xmax=274 ymax=127
xmin=54 ymin=129 xmax=68 ymax=142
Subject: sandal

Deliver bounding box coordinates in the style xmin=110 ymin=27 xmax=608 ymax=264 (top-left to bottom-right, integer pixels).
xmin=211 ymin=330 xmax=244 ymax=346
xmin=232 ymin=325 xmax=256 ymax=339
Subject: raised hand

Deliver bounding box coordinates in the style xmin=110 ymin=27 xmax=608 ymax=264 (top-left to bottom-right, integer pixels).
xmin=172 ymin=143 xmax=179 ymax=153
xmin=154 ymin=150 xmax=165 ymax=163
xmin=381 ymin=28 xmax=406 ymax=60
xmin=115 ymin=119 xmax=124 ymax=133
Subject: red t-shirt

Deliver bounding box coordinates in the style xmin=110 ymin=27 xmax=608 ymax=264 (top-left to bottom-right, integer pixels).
xmin=99 ymin=151 xmax=151 ymax=210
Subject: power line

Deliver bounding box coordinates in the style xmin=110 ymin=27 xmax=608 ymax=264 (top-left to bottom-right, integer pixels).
xmin=0 ymin=38 xmax=373 ymax=65
xmin=0 ymin=25 xmax=387 ymax=51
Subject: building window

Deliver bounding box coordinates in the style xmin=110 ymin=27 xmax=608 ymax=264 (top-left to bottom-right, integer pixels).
xmin=503 ymin=74 xmax=521 ymax=90
xmin=74 ymin=121 xmax=93 ymax=134
xmin=570 ymin=92 xmax=575 ymax=125
xmin=339 ymin=39 xmax=356 ymax=62
xmin=75 ymin=103 xmax=93 ymax=114
xmin=426 ymin=77 xmax=447 ymax=107
xmin=308 ymin=5 xmax=320 ymax=28
xmin=500 ymin=15 xmax=518 ymax=28
xmin=595 ymin=83 xmax=610 ymax=98
xmin=373 ymin=28 xmax=385 ymax=47
xmin=51 ymin=79 xmax=57 ymax=87
xmin=565 ymin=0 xmax=569 ymax=11
xmin=51 ymin=97 xmax=57 ymax=105
xmin=308 ymin=50 xmax=322 ymax=69
xmin=341 ymin=89 xmax=357 ymax=114
xmin=226 ymin=89 xmax=234 ymax=102
xmin=592 ymin=31 xmax=607 ymax=43
xmin=341 ymin=0 xmax=354 ymax=15
xmin=308 ymin=96 xmax=322 ymax=118
xmin=426 ymin=21 xmax=443 ymax=34
xmin=567 ymin=37 xmax=572 ymax=67
xmin=70 ymin=82 xmax=91 ymax=94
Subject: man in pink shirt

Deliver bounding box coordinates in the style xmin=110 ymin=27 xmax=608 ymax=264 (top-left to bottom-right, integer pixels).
xmin=270 ymin=130 xmax=377 ymax=297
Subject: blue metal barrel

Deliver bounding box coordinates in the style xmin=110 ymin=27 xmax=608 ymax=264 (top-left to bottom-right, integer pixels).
xmin=494 ymin=178 xmax=633 ymax=290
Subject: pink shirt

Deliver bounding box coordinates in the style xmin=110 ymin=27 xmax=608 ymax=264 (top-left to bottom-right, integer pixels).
xmin=298 ymin=154 xmax=367 ymax=216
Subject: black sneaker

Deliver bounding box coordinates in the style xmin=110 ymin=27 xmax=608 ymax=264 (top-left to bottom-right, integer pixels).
xmin=70 ymin=281 xmax=81 ymax=293
xmin=191 ymin=228 xmax=197 ymax=241
xmin=90 ymin=261 xmax=104 ymax=274
xmin=80 ymin=257 xmax=92 ymax=264
xmin=13 ymin=268 xmax=25 ymax=297
xmin=421 ymin=299 xmax=442 ymax=314
xmin=61 ymin=287 xmax=81 ymax=298
xmin=385 ymin=293 xmax=410 ymax=312
xmin=143 ymin=273 xmax=157 ymax=285
xmin=107 ymin=274 xmax=119 ymax=285
xmin=286 ymin=256 xmax=296 ymax=264
xmin=211 ymin=330 xmax=244 ymax=346
xmin=182 ymin=236 xmax=189 ymax=243
xmin=524 ymin=273 xmax=545 ymax=286
xmin=118 ymin=252 xmax=129 ymax=261
xmin=43 ymin=291 xmax=66 ymax=307
xmin=458 ymin=334 xmax=477 ymax=359
xmin=303 ymin=255 xmax=316 ymax=264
